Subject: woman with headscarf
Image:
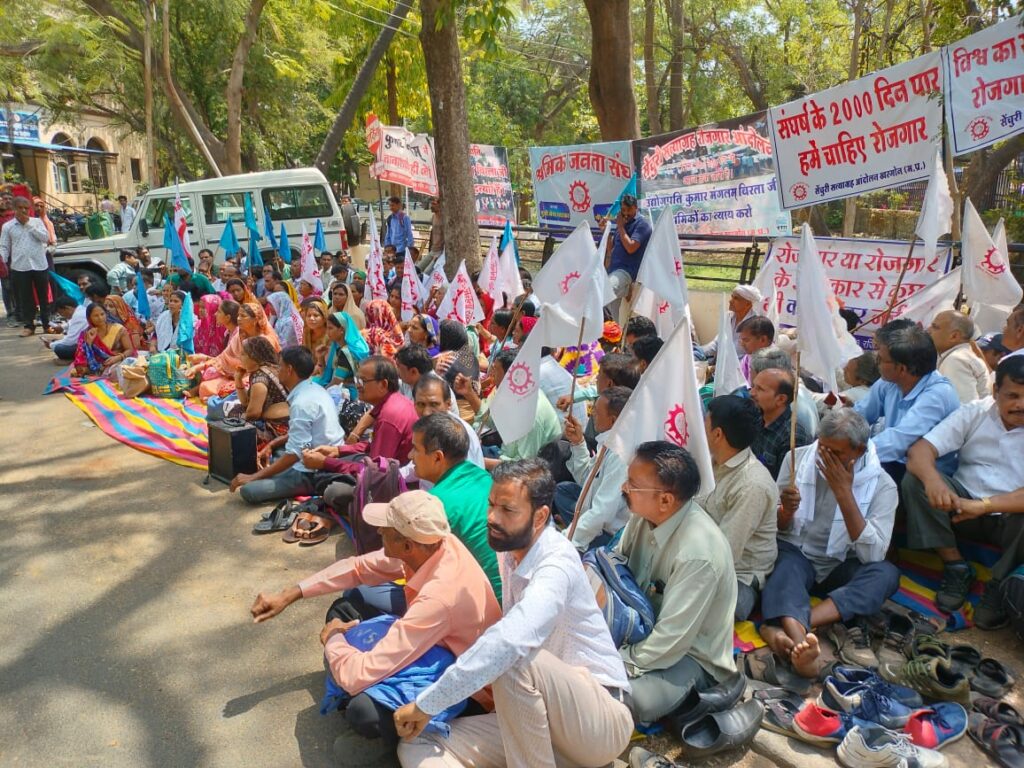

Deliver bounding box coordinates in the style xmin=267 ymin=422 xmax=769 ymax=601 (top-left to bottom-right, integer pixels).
xmin=103 ymin=294 xmax=145 ymax=353
xmin=194 ymin=293 xmax=229 ymax=357
xmin=514 ymin=315 xmax=538 ymax=346
xmin=239 ymin=301 xmax=280 ymax=351
xmin=340 ymin=282 xmax=366 ymax=330
xmin=186 ymin=299 xmax=243 ymax=400
xmin=267 ymin=291 xmax=304 ymax=348
xmin=74 ymin=302 xmax=132 ymax=377
xmin=152 ymin=290 xmax=196 ymax=354
xmin=225 ymin=277 xmax=258 ymax=307
xmin=406 ymin=312 xmax=440 ymax=356
xmin=363 ymin=299 xmax=404 ymax=358
xmin=435 ymin=319 xmax=482 ymax=422
xmin=301 ymin=297 xmax=331 ymax=366
xmin=316 ymin=311 xmax=371 ymax=399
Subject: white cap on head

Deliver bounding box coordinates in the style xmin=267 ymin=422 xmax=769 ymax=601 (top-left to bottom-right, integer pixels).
xmin=732 ymin=285 xmax=763 ymax=305
xmin=362 ymin=490 xmax=450 ymax=545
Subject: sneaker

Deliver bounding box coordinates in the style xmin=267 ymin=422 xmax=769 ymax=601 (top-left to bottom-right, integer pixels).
xmin=833 ymin=665 xmax=873 ymax=684
xmin=853 ymin=689 xmax=915 ymax=729
xmin=974 ymin=580 xmax=1009 ymax=630
xmin=792 ymin=703 xmax=872 ymax=746
xmin=877 ymin=612 xmax=915 ymax=666
xmin=904 ymin=702 xmax=969 ymax=749
xmin=838 ymin=724 xmax=948 ymax=768
xmin=935 ymin=562 xmax=976 ymax=613
xmin=628 ymin=747 xmax=675 ymax=768
xmin=879 ymin=657 xmax=971 ymax=706
xmin=820 ymin=675 xmax=923 ymax=711
xmin=830 ymin=620 xmax=879 ymax=668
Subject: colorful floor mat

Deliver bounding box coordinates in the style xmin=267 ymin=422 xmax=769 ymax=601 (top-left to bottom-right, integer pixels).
xmin=64 ymin=379 xmax=209 ymax=470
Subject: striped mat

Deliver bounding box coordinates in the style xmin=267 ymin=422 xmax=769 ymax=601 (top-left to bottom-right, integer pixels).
xmin=64 ymin=379 xmax=209 ymax=470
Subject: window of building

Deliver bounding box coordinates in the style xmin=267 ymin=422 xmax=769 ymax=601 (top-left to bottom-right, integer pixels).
xmin=261 ymin=185 xmax=332 ymax=220
xmin=67 ymin=160 xmax=81 ymax=193
xmin=130 ymin=158 xmax=142 ymax=183
xmin=50 ymin=132 xmax=73 ymax=147
xmin=52 ymin=161 xmax=70 ymax=194
xmin=85 ymin=138 xmax=109 ymax=190
xmin=202 ymin=192 xmax=247 ymax=225
xmin=142 ymin=196 xmax=192 ymax=229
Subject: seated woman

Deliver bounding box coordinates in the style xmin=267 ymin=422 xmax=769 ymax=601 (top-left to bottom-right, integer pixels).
xmin=267 ymin=291 xmax=304 ymax=348
xmin=186 ymin=300 xmax=242 ymax=400
xmin=364 ymin=299 xmax=404 ymax=357
xmin=343 ymin=281 xmax=366 ymax=330
xmin=194 ymin=294 xmax=229 ymax=357
xmin=226 ymin=336 xmax=290 ymax=445
xmin=435 ymin=320 xmax=481 ymax=423
xmin=103 ymin=294 xmax=145 ymax=353
xmin=301 ymin=297 xmax=331 ymax=372
xmin=316 ymin=311 xmax=371 ymax=400
xmin=151 ymin=290 xmax=196 ymax=354
xmin=74 ymin=302 xmax=132 ymax=377
xmin=387 ymin=285 xmax=404 ymax=327
xmin=225 ymin=277 xmax=257 ymax=307
xmin=238 ymin=301 xmax=281 ymax=352
xmin=406 ymin=312 xmax=440 ymax=355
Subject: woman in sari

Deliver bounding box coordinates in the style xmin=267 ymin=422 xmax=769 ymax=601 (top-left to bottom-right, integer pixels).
xmin=340 ymin=282 xmax=366 ymax=330
xmin=74 ymin=302 xmax=132 ymax=377
xmin=267 ymin=291 xmax=303 ymax=348
xmin=186 ymin=299 xmax=242 ymax=400
xmin=316 ymin=311 xmax=371 ymax=399
xmin=225 ymin=277 xmax=258 ymax=307
xmin=226 ymin=336 xmax=290 ymax=446
xmin=363 ymin=299 xmax=404 ymax=358
xmin=151 ymin=290 xmax=196 ymax=354
xmin=387 ymin=285 xmax=404 ymax=327
xmin=406 ymin=312 xmax=440 ymax=355
xmin=301 ymin=297 xmax=331 ymax=369
xmin=103 ymin=294 xmax=144 ymax=352
xmin=239 ymin=301 xmax=281 ymax=351
xmin=194 ymin=294 xmax=229 ymax=357
xmin=435 ymin=319 xmax=481 ymax=422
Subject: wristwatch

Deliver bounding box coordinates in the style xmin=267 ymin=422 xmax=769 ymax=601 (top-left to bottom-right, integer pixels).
xmin=982 ymin=497 xmax=993 ymax=514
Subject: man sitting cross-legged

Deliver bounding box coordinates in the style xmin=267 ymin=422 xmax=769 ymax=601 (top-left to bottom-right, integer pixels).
xmin=904 ymin=354 xmax=1024 ymax=629
xmin=759 ymin=409 xmax=900 ymax=677
xmin=250 ymin=490 xmax=500 ymax=756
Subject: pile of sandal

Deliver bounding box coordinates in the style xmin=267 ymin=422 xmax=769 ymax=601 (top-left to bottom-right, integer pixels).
xmin=253 ymin=498 xmax=334 ymax=545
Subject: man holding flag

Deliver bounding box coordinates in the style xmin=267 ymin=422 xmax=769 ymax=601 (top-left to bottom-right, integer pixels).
xmin=604 ymin=194 xmax=652 ymax=321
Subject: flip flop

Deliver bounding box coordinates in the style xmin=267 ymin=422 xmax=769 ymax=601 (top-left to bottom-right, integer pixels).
xmin=974 ymin=697 xmax=1024 ymax=727
xmin=253 ymin=502 xmax=297 ymax=534
xmin=739 ymin=648 xmax=812 ymax=696
xmin=282 ymin=512 xmax=320 ymax=544
xmin=971 ymin=658 xmax=1015 ymax=699
xmin=296 ymin=515 xmax=332 ymax=546
xmin=760 ymin=695 xmax=804 ymax=736
xmin=968 ymin=713 xmax=1024 ymax=768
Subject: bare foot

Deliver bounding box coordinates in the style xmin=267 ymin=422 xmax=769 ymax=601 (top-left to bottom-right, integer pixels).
xmin=759 ymin=625 xmax=796 ymax=661
xmin=791 ymin=632 xmax=821 ymax=678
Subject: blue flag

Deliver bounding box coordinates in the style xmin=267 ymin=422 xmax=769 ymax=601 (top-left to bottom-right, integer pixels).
xmin=500 ymin=219 xmax=520 ymax=265
xmin=264 ymin=206 xmax=278 ymax=250
xmin=314 ymin=219 xmax=327 ymax=253
xmin=248 ymin=241 xmax=264 ymax=270
xmin=49 ymin=270 xmax=84 ymax=304
xmin=606 ymin=172 xmax=637 ymax=220
xmin=278 ymin=223 xmax=291 ymax=262
xmin=177 ymin=290 xmax=195 ymax=355
xmin=135 ymin=269 xmax=151 ymax=320
xmin=244 ymin=193 xmax=261 ymax=241
xmin=219 ymin=216 xmax=241 ymax=258
xmin=163 ymin=213 xmax=191 ymax=272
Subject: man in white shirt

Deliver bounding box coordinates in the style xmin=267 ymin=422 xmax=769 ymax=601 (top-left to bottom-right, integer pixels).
xmin=1003 ymin=307 xmax=1024 ymax=361
xmin=106 ymin=250 xmax=140 ymax=294
xmin=553 ymin=386 xmax=631 ymax=552
xmin=929 ymin=310 xmax=990 ymax=403
xmin=117 ymin=195 xmax=136 ymax=233
xmin=904 ymin=354 xmax=1024 ymax=629
xmin=394 ymin=459 xmax=633 ymax=768
xmin=0 ymin=196 xmax=51 ymax=336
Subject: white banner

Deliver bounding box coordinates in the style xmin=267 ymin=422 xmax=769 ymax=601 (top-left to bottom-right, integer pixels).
xmin=370 ymin=124 xmax=438 ymax=196
xmin=764 ymin=236 xmax=953 ymax=347
xmin=768 ymin=51 xmax=944 ymax=209
xmin=943 ymin=14 xmax=1024 ymax=155
xmin=528 ymin=141 xmax=634 ymax=228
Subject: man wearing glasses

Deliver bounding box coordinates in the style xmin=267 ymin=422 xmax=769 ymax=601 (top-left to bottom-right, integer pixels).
xmin=612 ymin=441 xmax=738 ymax=724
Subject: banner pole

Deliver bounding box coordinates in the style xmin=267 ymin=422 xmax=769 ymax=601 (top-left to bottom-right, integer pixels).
xmin=567 ymin=445 xmax=607 ymax=539
xmin=880 ymin=237 xmax=918 ymax=327
xmin=566 ymin=318 xmax=587 ymax=407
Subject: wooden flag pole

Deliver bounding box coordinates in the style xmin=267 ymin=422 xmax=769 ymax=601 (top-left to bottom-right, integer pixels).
xmin=567 ymin=445 xmax=607 ymax=539
xmin=880 ymin=237 xmax=918 ymax=326
xmin=566 ymin=318 xmax=587 ymax=407
xmin=789 ymin=351 xmax=801 ymax=485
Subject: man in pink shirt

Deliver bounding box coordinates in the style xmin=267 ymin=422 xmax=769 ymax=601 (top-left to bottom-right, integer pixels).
xmin=250 ymin=490 xmax=500 ymax=751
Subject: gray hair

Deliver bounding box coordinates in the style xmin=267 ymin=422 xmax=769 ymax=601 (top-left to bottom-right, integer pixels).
xmin=945 ymin=311 xmax=975 ymax=341
xmin=750 ymin=346 xmax=792 ymax=376
xmin=11 ymin=195 xmax=31 ymax=208
xmin=818 ymin=408 xmax=871 ymax=449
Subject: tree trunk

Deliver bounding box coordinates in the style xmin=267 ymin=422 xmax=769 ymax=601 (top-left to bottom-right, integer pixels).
xmin=143 ymin=0 xmax=157 ymax=186
xmin=963 ymin=134 xmax=1024 ymax=212
xmin=667 ymin=0 xmax=685 ymax=131
xmin=386 ymin=57 xmax=402 ymax=199
xmin=642 ymin=0 xmax=661 ymax=135
xmin=224 ymin=0 xmax=269 ymax=175
xmin=315 ymin=0 xmax=413 ymax=173
xmin=419 ymin=0 xmax=480 ymax=275
xmin=582 ymin=0 xmax=640 ymax=140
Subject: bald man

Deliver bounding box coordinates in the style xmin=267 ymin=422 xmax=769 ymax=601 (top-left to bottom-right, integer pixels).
xmin=929 ymin=310 xmax=990 ymax=403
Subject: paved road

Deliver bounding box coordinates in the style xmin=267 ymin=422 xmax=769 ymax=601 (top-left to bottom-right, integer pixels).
xmin=0 ymin=324 xmax=354 ymax=767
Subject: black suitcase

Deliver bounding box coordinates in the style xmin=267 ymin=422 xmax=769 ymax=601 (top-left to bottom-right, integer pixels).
xmin=208 ymin=417 xmax=258 ymax=483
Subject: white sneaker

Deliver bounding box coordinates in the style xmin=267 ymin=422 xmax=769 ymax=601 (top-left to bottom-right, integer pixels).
xmin=838 ymin=725 xmax=948 ymax=768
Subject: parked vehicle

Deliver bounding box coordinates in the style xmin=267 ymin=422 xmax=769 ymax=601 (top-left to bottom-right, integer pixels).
xmin=52 ymin=168 xmax=344 ymax=285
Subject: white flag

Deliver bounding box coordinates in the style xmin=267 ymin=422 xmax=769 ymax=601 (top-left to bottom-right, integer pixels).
xmin=173 ymin=182 xmax=193 ymax=262
xmin=422 ymin=251 xmax=450 ymax=298
xmin=914 ymin=148 xmax=954 ymax=265
xmin=962 ymin=198 xmax=1023 ymax=333
xmin=480 ymin=235 xmax=502 ymax=306
xmin=400 ymin=248 xmax=422 ymax=322
xmin=537 ymin=259 xmax=608 ymax=348
xmin=796 ymin=223 xmax=861 ymax=392
xmin=497 ymin=239 xmax=524 ymax=308
xmin=298 ymin=224 xmax=323 ymax=294
xmin=752 ymin=252 xmax=783 ymax=327
xmin=532 ymin=221 xmax=596 ymax=305
xmin=365 ymin=206 xmax=388 ymax=302
xmin=436 ymin=260 xmax=485 ymax=326
xmin=892 ymin=267 xmax=962 ymax=327
xmin=632 ymin=287 xmax=685 ymax=338
xmin=714 ymin=293 xmax=746 ymax=395
xmin=489 ymin=313 xmax=547 ymax=444
xmin=603 ymin=312 xmax=715 ymax=494
xmin=636 ymin=207 xmax=689 ymax=311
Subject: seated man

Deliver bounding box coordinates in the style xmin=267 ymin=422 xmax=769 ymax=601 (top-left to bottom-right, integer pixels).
xmin=45 ymin=295 xmax=88 ymax=361
xmin=929 ymin=310 xmax=990 ymax=403
xmin=615 ymin=442 xmax=738 ymax=724
xmin=700 ymin=283 xmax=762 ymax=359
xmin=701 ymin=396 xmax=779 ymax=621
xmin=553 ymin=386 xmax=632 ymax=552
xmin=1002 ymin=306 xmax=1024 ymax=360
xmin=411 ymin=412 xmax=501 ymax=597
xmin=230 ymin=346 xmax=346 ymax=504
xmin=410 ymin=373 xmax=483 ymax=470
xmin=624 ymin=315 xmax=657 ymax=352
xmin=747 ymin=347 xmax=818 ymax=438
xmin=737 ymin=316 xmax=775 ymax=383
xmin=750 ymin=368 xmax=810 ymax=479
xmin=395 ymin=344 xmax=437 ymax=401
xmin=250 ymin=490 xmax=501 ymax=752
xmin=760 ymin=409 xmax=900 ymax=677
xmin=904 ymin=355 xmax=1024 ymax=628
xmin=394 ymin=460 xmax=633 ymax=768
xmin=855 ymin=320 xmax=960 ymax=484
xmin=558 ymin=351 xmax=642 ymax=452
xmin=631 ymin=335 xmax=663 ymax=374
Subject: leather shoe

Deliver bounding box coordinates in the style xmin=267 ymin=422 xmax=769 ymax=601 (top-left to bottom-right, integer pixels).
xmin=665 ymin=671 xmax=746 ymax=730
xmin=678 ymin=699 xmax=764 ymax=759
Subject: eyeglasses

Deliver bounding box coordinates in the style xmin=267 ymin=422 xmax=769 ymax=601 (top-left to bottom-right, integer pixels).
xmin=622 ymin=481 xmax=668 ymax=495
xmin=354 ymin=377 xmax=381 ymax=388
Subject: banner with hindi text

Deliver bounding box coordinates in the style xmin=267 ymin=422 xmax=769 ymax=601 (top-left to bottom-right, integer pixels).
xmin=471 ymin=144 xmax=515 ymax=226
xmin=369 ymin=123 xmax=438 ymax=196
xmin=633 ymin=113 xmax=791 ymax=237
xmin=528 ymin=141 xmax=634 ymax=228
xmin=764 ymin=236 xmax=953 ymax=348
xmin=768 ymin=52 xmax=944 ymax=209
xmin=943 ymin=14 xmax=1024 ymax=155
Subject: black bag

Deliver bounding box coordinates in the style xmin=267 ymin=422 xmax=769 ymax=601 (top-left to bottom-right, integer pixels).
xmin=208 ymin=418 xmax=258 ymax=483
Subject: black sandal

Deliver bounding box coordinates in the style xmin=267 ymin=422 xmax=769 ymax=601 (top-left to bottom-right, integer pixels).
xmin=253 ymin=501 xmax=297 ymax=534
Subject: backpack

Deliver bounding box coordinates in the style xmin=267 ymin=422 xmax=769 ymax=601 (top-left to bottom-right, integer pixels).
xmin=1003 ymin=566 xmax=1024 ymax=641
xmin=147 ymin=349 xmax=195 ymax=398
xmin=582 ymin=547 xmax=656 ymax=648
xmin=350 ymin=456 xmax=408 ymax=554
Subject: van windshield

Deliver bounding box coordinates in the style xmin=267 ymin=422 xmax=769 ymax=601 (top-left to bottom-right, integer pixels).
xmin=262 ymin=185 xmax=332 ymax=220
xmin=142 ymin=196 xmax=193 ymax=229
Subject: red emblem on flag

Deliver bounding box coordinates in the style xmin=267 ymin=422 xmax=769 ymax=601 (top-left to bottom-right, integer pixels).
xmin=506 ymin=362 xmax=535 ymax=396
xmin=664 ymin=403 xmax=690 ymax=447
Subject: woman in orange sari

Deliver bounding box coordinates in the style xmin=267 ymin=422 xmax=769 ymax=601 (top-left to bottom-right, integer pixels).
xmin=301 ymin=297 xmax=331 ymax=372
xmin=239 ymin=301 xmax=281 ymax=351
xmin=103 ymin=294 xmax=144 ymax=352
xmin=225 ymin=277 xmax=258 ymax=307
xmin=186 ymin=299 xmax=243 ymax=400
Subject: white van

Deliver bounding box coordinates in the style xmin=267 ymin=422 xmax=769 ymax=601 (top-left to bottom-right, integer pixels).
xmin=53 ymin=168 xmax=344 ymax=283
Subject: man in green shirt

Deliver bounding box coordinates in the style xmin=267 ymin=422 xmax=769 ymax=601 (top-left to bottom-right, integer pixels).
xmin=410 ymin=412 xmax=501 ymax=599
xmin=168 ymin=266 xmax=216 ymax=296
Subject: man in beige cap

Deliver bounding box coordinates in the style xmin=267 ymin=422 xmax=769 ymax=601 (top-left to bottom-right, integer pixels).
xmin=250 ymin=490 xmax=501 ymax=754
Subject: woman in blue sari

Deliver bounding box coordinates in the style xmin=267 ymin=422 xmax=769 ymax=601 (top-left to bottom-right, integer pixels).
xmin=406 ymin=312 xmax=440 ymax=355
xmin=316 ymin=311 xmax=370 ymax=399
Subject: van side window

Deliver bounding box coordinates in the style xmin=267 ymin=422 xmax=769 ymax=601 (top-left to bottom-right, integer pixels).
xmin=203 ymin=192 xmax=246 ymax=225
xmin=142 ymin=197 xmax=192 ymax=229
xmin=261 ymin=185 xmax=332 ymax=220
